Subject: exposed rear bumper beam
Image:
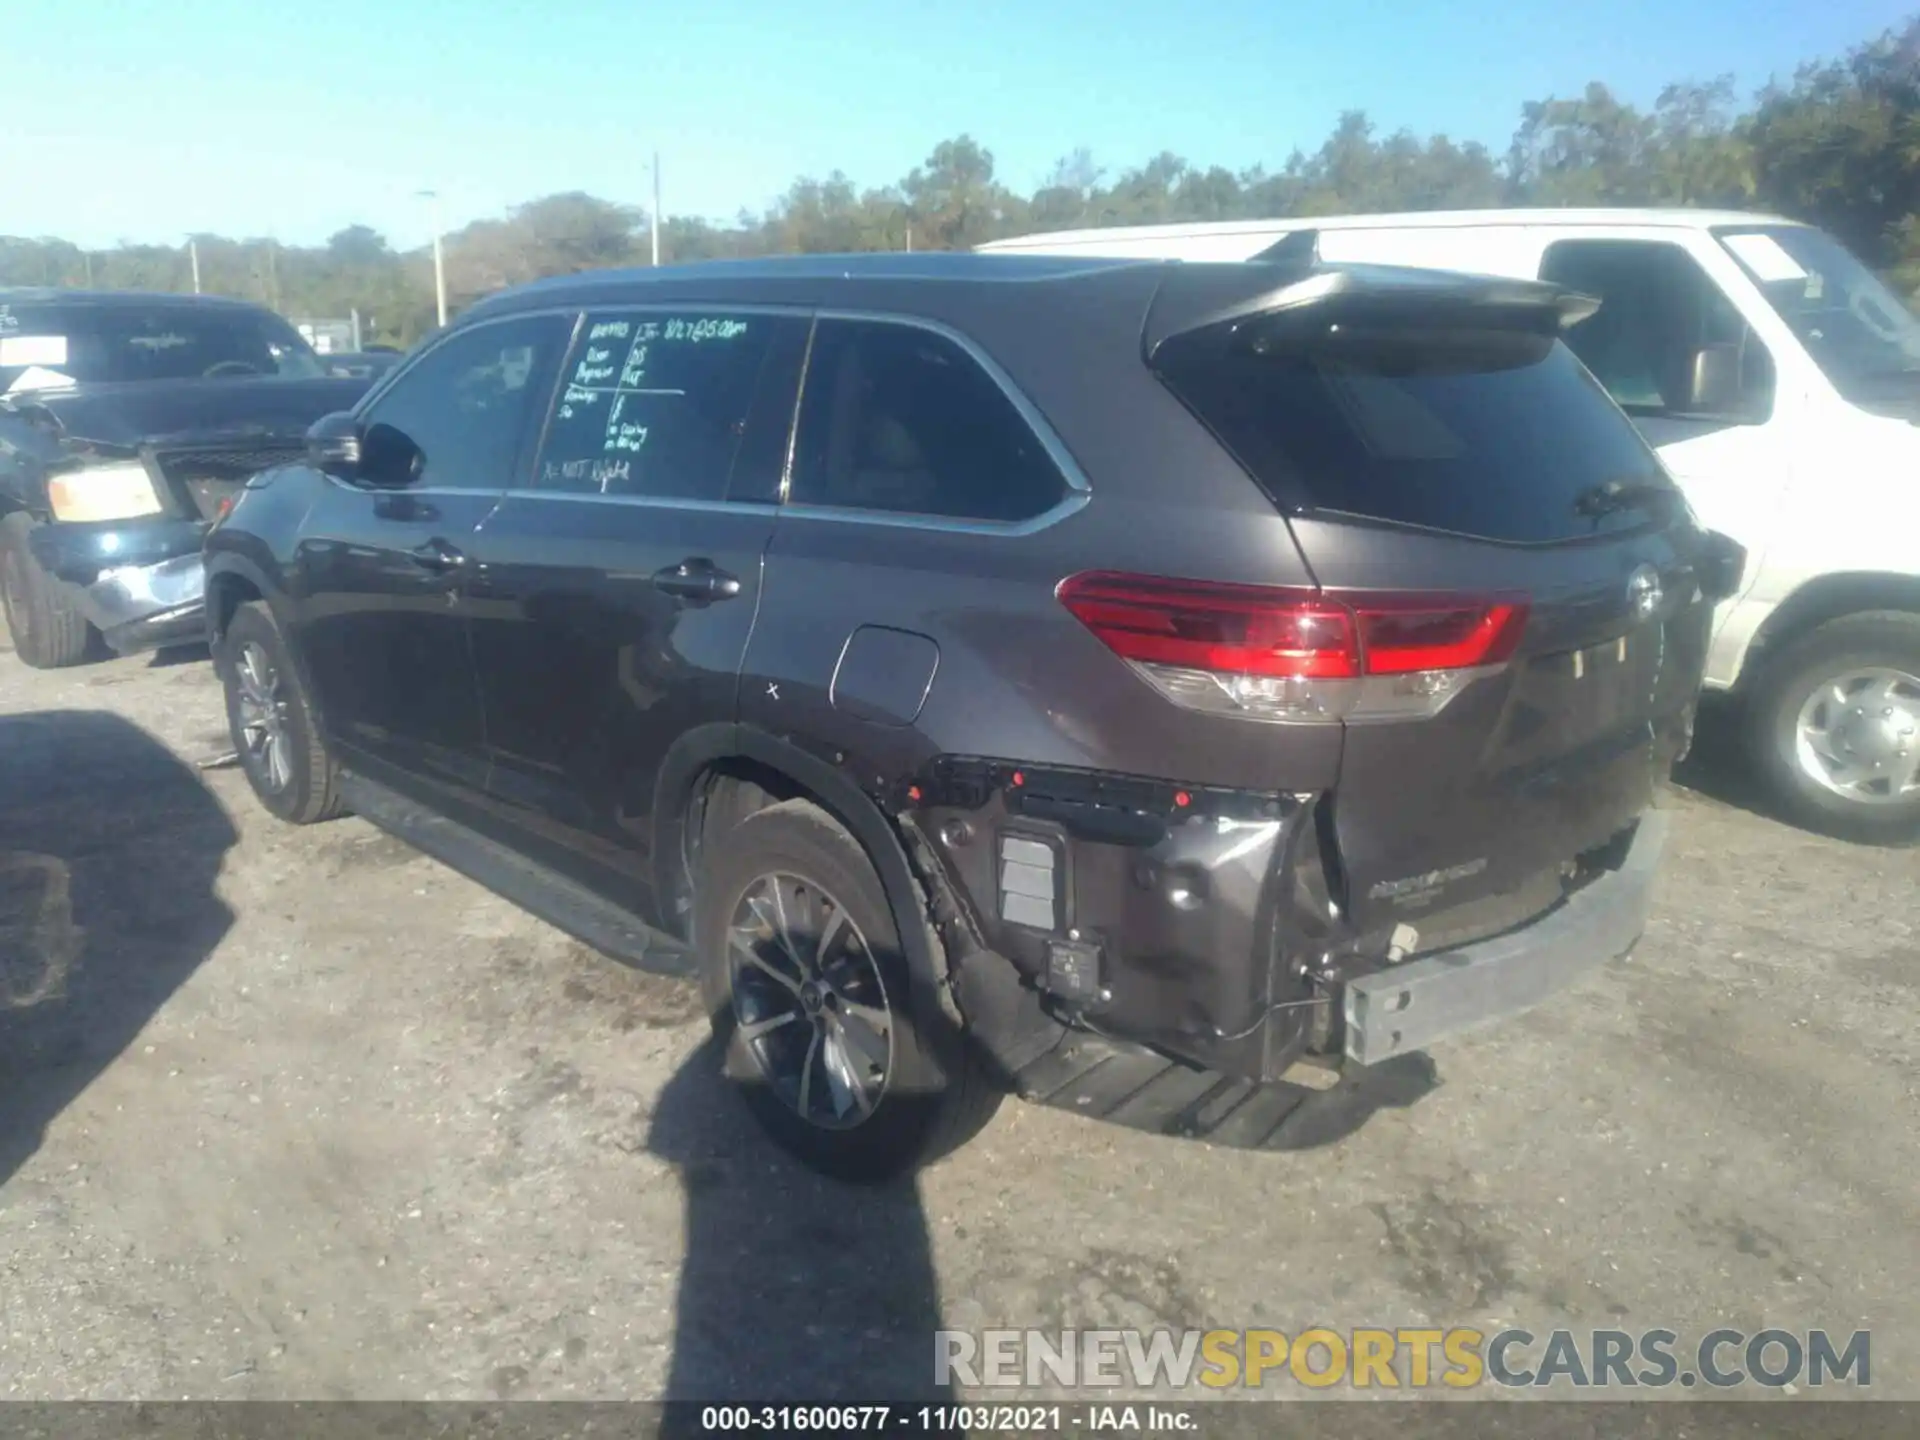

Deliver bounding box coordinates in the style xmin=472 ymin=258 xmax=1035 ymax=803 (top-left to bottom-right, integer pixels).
xmin=1343 ymin=809 xmax=1668 ymax=1065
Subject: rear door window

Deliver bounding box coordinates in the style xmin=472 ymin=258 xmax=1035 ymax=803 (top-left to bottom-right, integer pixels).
xmin=1151 ymin=318 xmax=1671 ymax=543
xmin=788 ymin=319 xmax=1067 ymax=523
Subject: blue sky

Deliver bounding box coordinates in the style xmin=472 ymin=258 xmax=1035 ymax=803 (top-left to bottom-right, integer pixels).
xmin=4 ymin=0 xmax=1912 ymax=249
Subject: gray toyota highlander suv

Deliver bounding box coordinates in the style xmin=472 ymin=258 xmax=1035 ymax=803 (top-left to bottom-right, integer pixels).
xmin=204 ymin=252 xmax=1743 ymax=1179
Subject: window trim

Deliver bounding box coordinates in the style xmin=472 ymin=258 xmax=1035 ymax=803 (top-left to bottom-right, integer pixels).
xmin=1539 ymin=236 xmax=1777 ymax=427
xmin=778 ymin=308 xmax=1092 ymax=536
xmin=353 ymin=302 xmax=1099 ymax=531
xmin=503 ymin=300 xmax=814 ymax=512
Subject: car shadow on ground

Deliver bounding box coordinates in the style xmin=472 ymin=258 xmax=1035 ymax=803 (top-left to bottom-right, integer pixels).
xmin=1265 ymin=1052 xmax=1440 ymax=1149
xmin=646 ymin=1039 xmax=963 ymax=1426
xmin=1670 ymin=693 xmax=1777 ymax=822
xmin=148 ymin=642 xmax=212 ymax=669
xmin=642 ymin=1027 xmax=1434 ymax=1424
xmin=0 ymin=710 xmax=236 ymax=1190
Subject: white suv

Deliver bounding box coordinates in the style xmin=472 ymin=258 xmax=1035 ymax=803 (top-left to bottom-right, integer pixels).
xmin=985 ymin=209 xmax=1920 ymax=842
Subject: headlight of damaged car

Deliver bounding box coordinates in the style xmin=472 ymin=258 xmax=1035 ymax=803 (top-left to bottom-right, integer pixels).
xmin=46 ymin=462 xmax=165 ymax=523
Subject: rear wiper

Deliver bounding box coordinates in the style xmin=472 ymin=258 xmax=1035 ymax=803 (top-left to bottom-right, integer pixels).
xmin=1573 ymin=478 xmax=1679 ymax=519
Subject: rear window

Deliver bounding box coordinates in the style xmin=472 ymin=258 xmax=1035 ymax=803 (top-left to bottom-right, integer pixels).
xmin=1151 ymin=318 xmax=1673 ymax=543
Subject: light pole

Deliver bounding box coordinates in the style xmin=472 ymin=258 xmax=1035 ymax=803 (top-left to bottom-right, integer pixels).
xmin=418 ymin=189 xmax=447 ymax=327
xmin=188 ymin=237 xmax=201 ymax=294
xmin=650 ymin=152 xmax=662 ymax=266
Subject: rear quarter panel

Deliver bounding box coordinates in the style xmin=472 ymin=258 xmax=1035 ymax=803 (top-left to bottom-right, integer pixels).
xmin=739 ymin=272 xmax=1344 ymax=800
xmin=740 ymin=500 xmax=1345 ymax=799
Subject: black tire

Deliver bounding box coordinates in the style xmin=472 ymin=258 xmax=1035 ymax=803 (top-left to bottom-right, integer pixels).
xmin=1745 ymin=610 xmax=1920 ymax=845
xmin=0 ymin=512 xmax=94 ymax=669
xmin=695 ymin=798 xmax=1001 ymax=1182
xmin=215 ymin=601 xmax=344 ymax=825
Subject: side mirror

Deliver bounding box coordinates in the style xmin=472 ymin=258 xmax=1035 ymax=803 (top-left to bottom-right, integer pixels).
xmin=305 ymin=411 xmax=364 ymax=478
xmin=355 ymin=422 xmax=425 ymax=488
xmin=1683 ymin=343 xmax=1770 ymax=422
xmin=1684 ymin=345 xmax=1743 ymax=414
xmin=1697 ymin=529 xmax=1747 ymax=603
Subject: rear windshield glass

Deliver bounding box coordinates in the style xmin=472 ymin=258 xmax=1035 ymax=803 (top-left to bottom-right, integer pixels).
xmin=1152 ymin=318 xmax=1673 ymax=543
xmin=0 ymin=303 xmax=324 ymax=392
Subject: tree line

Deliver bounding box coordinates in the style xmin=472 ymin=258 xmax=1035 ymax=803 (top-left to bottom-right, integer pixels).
xmin=4 ymin=16 xmax=1915 ymax=346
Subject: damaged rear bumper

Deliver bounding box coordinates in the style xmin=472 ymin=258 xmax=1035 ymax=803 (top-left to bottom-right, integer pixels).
xmin=1342 ymin=809 xmax=1668 ymax=1065
xmin=28 ymin=518 xmax=208 ymax=654
xmin=912 ymin=757 xmax=1671 ymax=1092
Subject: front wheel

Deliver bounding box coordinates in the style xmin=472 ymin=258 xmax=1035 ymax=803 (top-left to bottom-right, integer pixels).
xmin=694 ymin=799 xmax=1001 ymax=1182
xmin=216 ymin=601 xmax=344 ymax=825
xmin=0 ymin=512 xmax=94 ymax=669
xmin=1746 ymin=611 xmax=1920 ymax=845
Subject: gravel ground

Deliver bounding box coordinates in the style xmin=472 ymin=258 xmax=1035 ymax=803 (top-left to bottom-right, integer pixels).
xmin=0 ymin=640 xmax=1914 ymax=1417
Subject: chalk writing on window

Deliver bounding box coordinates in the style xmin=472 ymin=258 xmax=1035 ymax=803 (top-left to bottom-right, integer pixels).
xmin=540 ymin=456 xmax=632 ymax=488
xmin=549 ymin=316 xmax=752 ymax=466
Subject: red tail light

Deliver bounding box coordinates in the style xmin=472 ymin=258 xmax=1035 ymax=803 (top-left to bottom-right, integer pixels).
xmin=1349 ymin=593 xmax=1529 ymax=675
xmin=1057 ymin=572 xmax=1529 ymax=723
xmin=1054 ymin=573 xmax=1360 ymax=678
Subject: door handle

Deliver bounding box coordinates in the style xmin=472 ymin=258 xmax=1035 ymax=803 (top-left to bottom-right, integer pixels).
xmin=651 ymin=558 xmax=742 ymax=600
xmin=408 ymin=538 xmax=468 ymax=573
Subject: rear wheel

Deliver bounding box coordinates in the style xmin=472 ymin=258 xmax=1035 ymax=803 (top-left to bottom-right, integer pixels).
xmin=1747 ymin=611 xmax=1920 ymax=844
xmin=216 ymin=601 xmax=344 ymax=825
xmin=695 ymin=799 xmax=1000 ymax=1182
xmin=0 ymin=512 xmax=93 ymax=669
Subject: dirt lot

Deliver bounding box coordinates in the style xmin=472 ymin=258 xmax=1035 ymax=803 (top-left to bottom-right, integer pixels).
xmin=0 ymin=640 xmax=1915 ymax=1411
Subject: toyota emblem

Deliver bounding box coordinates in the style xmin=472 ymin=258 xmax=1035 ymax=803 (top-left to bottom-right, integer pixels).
xmin=1627 ymin=565 xmax=1663 ymax=622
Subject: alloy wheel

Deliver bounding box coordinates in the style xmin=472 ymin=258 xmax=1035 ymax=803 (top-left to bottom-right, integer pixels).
xmin=727 ymin=871 xmax=894 ymax=1130
xmin=234 ymin=641 xmax=293 ymax=793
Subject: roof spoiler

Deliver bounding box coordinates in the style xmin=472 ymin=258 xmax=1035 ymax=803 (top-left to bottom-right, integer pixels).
xmin=1247 ymin=228 xmax=1320 ymax=266
xmin=1144 ymin=261 xmax=1600 ymax=358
